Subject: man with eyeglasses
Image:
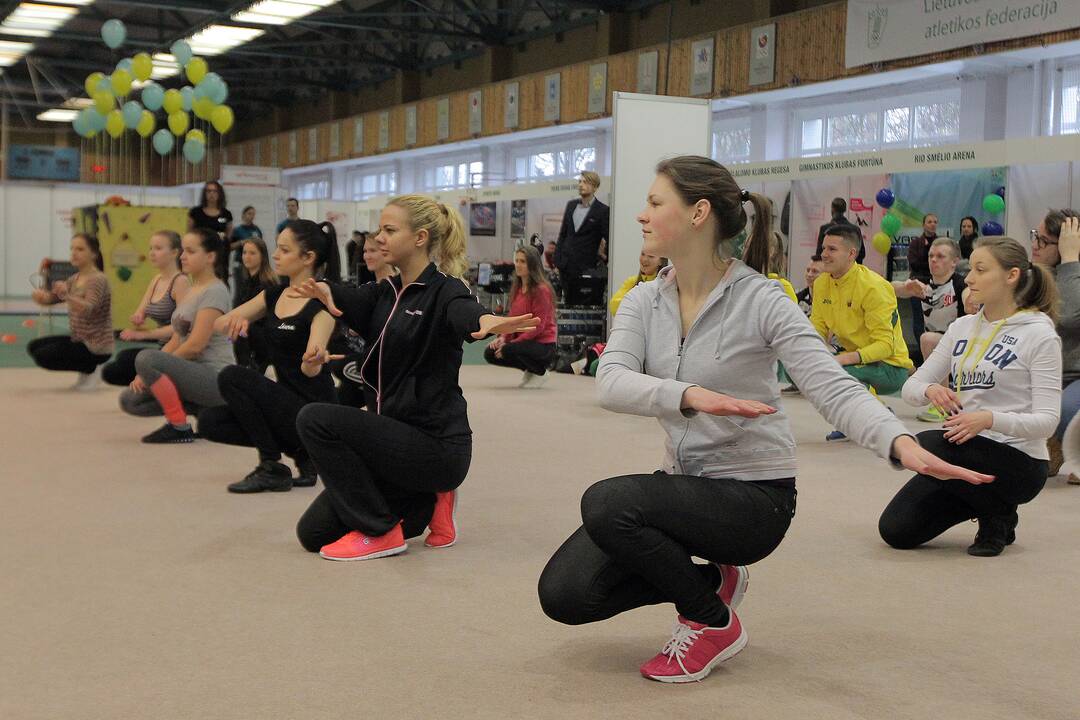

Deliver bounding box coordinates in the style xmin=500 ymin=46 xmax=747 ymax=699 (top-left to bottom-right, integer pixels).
xmin=1033 ymin=209 xmax=1080 ymax=483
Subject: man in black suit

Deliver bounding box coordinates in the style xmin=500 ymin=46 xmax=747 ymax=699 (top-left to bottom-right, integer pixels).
xmin=554 ymin=171 xmax=609 ymax=299
xmin=814 ymin=197 xmax=865 ymax=264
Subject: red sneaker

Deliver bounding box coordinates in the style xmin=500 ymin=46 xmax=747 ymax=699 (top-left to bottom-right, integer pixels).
xmin=425 ymin=490 xmax=458 ymax=548
xmin=716 ymin=563 xmax=748 ymax=609
xmin=319 ymin=523 xmax=407 ymax=561
xmin=639 ymin=612 xmax=748 ymax=683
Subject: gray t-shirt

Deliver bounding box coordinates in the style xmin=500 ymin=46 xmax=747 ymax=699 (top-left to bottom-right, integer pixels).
xmin=170 ymin=280 xmax=232 ymax=368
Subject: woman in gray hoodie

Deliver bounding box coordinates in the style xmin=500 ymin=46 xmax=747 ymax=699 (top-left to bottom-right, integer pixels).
xmin=537 ymin=156 xmax=991 ymax=684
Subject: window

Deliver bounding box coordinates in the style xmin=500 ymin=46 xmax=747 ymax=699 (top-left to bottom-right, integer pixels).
xmin=422 ymin=156 xmax=484 ymax=190
xmin=711 ymin=114 xmax=752 ymax=164
xmin=796 ymin=90 xmax=959 ymax=156
xmin=511 ymin=139 xmax=597 ymax=182
xmin=1054 ymin=62 xmax=1080 ymax=135
xmin=290 ymin=174 xmax=329 ymax=200
xmin=347 ymin=166 xmax=397 ymax=200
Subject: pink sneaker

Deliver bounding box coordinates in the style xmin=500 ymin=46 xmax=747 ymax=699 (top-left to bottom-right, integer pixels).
xmin=639 ymin=611 xmax=748 ymax=683
xmin=425 ymin=490 xmax=458 ymax=548
xmin=716 ymin=563 xmax=749 ymax=609
xmin=319 ymin=523 xmax=407 ymax=561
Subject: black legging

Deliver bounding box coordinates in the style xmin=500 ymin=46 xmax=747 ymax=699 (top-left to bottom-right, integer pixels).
xmin=878 ymin=430 xmax=1047 ymax=549
xmin=294 ymin=403 xmax=471 ymax=550
xmin=484 ymin=341 xmax=556 ymax=375
xmin=196 ymin=365 xmax=319 ymax=462
xmin=538 ymin=473 xmax=796 ymax=628
xmin=233 ymin=323 xmax=270 ymax=375
xmin=102 ymin=344 xmax=155 ymax=386
xmin=27 ymin=335 xmax=111 ymax=374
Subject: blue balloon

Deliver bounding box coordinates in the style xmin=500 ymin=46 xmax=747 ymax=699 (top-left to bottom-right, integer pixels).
xmin=876 ymin=188 xmax=895 ymax=209
xmin=152 ymin=129 xmax=174 ymax=156
xmin=180 ymin=86 xmax=194 ymax=112
xmin=141 ymin=81 xmax=164 ymax=111
xmin=193 ymin=83 xmax=211 ymax=102
xmin=101 ymin=19 xmax=126 ymax=49
xmin=170 ymin=40 xmax=192 ymax=67
xmin=72 ymin=112 xmax=90 ymax=138
xmin=96 ymin=77 xmax=112 ymax=94
xmin=116 ymin=57 xmax=133 ymax=74
xmin=121 ymin=101 xmax=143 ymax=129
xmin=86 ymin=108 xmax=107 ymax=131
xmin=183 ymin=138 xmax=206 ymax=164
xmin=200 ymin=73 xmax=228 ymax=104
xmin=982 ymin=220 xmax=1004 ymax=236
xmin=995 ymin=185 xmax=1006 ymax=199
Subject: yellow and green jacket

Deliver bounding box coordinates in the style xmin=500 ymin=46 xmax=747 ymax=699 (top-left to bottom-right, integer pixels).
xmin=810 ymin=263 xmax=913 ymax=370
xmin=609 ymin=272 xmax=657 ymax=316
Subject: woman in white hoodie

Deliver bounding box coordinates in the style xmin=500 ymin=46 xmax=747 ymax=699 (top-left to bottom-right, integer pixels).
xmin=537 ymin=155 xmax=992 ymax=685
xmin=882 ymin=236 xmax=1060 ymax=557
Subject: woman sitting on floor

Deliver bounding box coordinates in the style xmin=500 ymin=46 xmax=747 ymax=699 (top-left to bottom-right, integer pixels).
xmin=484 ymin=245 xmax=557 ymax=388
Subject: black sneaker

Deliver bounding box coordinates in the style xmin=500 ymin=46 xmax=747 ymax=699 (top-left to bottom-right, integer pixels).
xmin=780 ymin=385 xmax=800 ymax=395
xmin=142 ymin=423 xmax=195 ymax=444
xmin=227 ymin=461 xmax=293 ymax=494
xmin=292 ymin=453 xmax=317 ymax=488
xmin=967 ymin=515 xmax=1010 ymax=557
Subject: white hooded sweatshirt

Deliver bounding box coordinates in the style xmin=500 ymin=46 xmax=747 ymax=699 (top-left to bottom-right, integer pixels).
xmin=903 ymin=309 xmax=1061 ymax=460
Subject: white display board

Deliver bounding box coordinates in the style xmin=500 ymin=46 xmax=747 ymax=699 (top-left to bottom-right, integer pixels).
xmin=608 ymin=92 xmax=712 ymax=299
xmin=220 ymin=165 xmax=286 ymax=251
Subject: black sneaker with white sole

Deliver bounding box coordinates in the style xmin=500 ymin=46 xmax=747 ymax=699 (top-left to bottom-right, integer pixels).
xmin=142 ymin=423 xmax=196 ymax=444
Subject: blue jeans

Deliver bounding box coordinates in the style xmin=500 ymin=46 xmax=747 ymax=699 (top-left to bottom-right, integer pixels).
xmin=1056 ymin=379 xmax=1080 ymax=440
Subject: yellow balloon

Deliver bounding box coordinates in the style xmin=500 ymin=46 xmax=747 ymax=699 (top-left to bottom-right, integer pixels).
xmin=186 ymin=129 xmax=206 ymax=144
xmin=185 ymin=57 xmax=207 ymax=85
xmin=168 ymin=110 xmax=190 ymax=137
xmin=871 ymin=232 xmax=893 ymax=256
xmin=162 ymin=89 xmax=182 ymax=115
xmin=84 ymin=72 xmax=104 ymax=98
xmin=93 ymin=90 xmax=115 ymax=114
xmin=110 ymin=68 xmax=132 ymax=97
xmin=136 ymin=110 xmax=155 ymax=138
xmin=210 ymin=104 xmax=234 ymax=134
xmin=193 ymin=97 xmax=215 ymax=121
xmin=132 ymin=52 xmax=153 ymax=82
xmin=105 ymin=109 xmax=125 ymax=138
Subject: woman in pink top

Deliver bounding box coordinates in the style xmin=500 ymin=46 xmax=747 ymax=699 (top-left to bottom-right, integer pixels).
xmin=484 ymin=245 xmax=557 ymax=388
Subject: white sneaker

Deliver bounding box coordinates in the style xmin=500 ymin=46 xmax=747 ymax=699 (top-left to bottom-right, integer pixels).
xmin=73 ymin=366 xmax=102 ymax=392
xmin=521 ymin=371 xmax=548 ymax=389
xmin=518 ymin=371 xmax=533 ymax=388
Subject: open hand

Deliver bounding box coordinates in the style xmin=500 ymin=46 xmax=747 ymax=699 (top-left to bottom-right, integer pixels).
xmin=473 ymin=313 xmax=538 ymax=339
xmin=287 ymin=279 xmax=341 ymax=317
xmin=681 ymin=386 xmax=777 ymax=418
xmin=301 ymin=344 xmax=344 ymax=368
xmin=119 ymin=329 xmax=143 ymax=342
xmin=942 ymin=410 xmax=993 ymax=445
xmin=129 ymin=376 xmax=146 ymax=394
xmin=224 ymin=315 xmax=249 ymax=341
xmin=892 ymin=435 xmax=994 ymax=484
xmin=1058 ymin=215 xmax=1080 ymax=263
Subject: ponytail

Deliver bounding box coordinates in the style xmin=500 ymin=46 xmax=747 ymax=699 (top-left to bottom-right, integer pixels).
xmin=741 ymin=192 xmax=773 ymax=275
xmin=74 ymin=233 xmax=104 ymax=271
xmin=975 ymin=236 xmax=1060 ymax=322
xmin=188 ymin=227 xmax=228 ymax=280
xmin=285 ymin=219 xmax=341 ymax=282
xmin=387 ymin=194 xmax=470 ymax=279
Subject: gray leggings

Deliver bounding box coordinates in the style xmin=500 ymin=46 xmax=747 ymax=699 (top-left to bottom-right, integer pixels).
xmin=118 ymin=349 xmax=226 ymax=417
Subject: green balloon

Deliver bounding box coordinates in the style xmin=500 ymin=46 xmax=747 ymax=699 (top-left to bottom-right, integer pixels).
xmin=881 ymin=213 xmax=902 ymax=236
xmin=983 ymin=193 xmax=1005 ymax=215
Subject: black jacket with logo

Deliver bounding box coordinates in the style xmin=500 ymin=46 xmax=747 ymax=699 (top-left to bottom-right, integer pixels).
xmin=328 ymin=263 xmax=488 ymax=442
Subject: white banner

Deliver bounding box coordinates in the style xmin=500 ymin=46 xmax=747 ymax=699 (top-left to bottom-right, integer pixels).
xmin=846 ymin=0 xmax=1079 ymax=69
xmin=221 ymin=165 xmax=282 ymax=187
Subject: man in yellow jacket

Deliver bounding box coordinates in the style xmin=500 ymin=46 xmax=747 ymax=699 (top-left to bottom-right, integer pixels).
xmin=812 ymin=224 xmax=913 ymax=441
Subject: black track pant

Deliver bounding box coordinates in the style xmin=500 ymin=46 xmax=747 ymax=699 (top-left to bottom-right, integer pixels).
xmin=27 ymin=335 xmax=110 ymax=374
xmin=483 ymin=341 xmax=556 ymax=375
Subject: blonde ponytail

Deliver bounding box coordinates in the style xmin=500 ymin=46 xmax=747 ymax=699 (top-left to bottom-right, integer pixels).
xmin=387 ymin=194 xmax=470 ymax=279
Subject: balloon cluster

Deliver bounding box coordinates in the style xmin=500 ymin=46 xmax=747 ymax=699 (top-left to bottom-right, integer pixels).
xmin=981 ymin=186 xmax=1006 ymax=236
xmin=871 ymin=188 xmax=898 ymax=255
xmin=70 ymin=22 xmax=235 ymax=165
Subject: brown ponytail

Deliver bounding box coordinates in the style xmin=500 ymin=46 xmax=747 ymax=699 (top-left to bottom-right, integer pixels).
xmin=975 ymin=236 xmax=1059 ymax=322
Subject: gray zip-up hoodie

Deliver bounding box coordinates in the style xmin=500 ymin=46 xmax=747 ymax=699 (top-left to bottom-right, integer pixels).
xmin=1052 ymin=262 xmax=1080 ymax=385
xmin=597 ymin=261 xmax=911 ymax=481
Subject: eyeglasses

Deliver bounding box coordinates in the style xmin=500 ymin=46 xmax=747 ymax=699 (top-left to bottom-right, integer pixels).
xmin=1030 ymin=229 xmax=1058 ymax=249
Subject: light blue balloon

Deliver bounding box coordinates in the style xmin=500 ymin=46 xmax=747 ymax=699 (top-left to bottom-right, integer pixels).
xmin=96 ymin=77 xmax=112 ymax=94
xmin=121 ymin=100 xmax=142 ymax=129
xmin=193 ymin=82 xmax=211 ymax=102
xmin=180 ymin=86 xmax=193 ymax=112
xmin=116 ymin=57 xmax=133 ymax=74
xmin=208 ymin=76 xmax=228 ymax=105
xmin=101 ymin=19 xmax=126 ymax=49
xmin=183 ymin=138 xmax=206 ymax=164
xmin=141 ymin=81 xmax=164 ymax=111
xmin=170 ymin=40 xmax=192 ymax=66
xmin=86 ymin=108 xmax=107 ymax=131
xmin=152 ymin=129 xmax=174 ymax=156
xmin=72 ymin=112 xmax=90 ymax=138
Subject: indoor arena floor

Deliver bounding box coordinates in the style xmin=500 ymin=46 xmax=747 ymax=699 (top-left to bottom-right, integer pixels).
xmin=2 ymin=367 xmax=1078 ymax=720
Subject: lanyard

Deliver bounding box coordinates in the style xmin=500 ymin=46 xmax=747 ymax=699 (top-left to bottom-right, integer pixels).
xmin=953 ymin=312 xmax=1017 ymax=396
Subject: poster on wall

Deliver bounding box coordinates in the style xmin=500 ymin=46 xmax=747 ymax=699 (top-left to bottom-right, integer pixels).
xmin=542 ymin=213 xmax=563 ymax=244
xmin=748 ymin=23 xmax=775 ymax=86
xmin=587 ymin=63 xmax=607 ymax=114
xmin=329 ymin=123 xmax=340 ymax=158
xmin=437 ymin=98 xmax=450 ymax=140
xmin=308 ymin=128 xmax=317 ymax=161
xmin=505 ymin=82 xmax=519 ymax=129
xmin=845 ymin=0 xmax=1080 ymax=69
xmin=405 ymin=106 xmax=417 ymax=146
xmin=353 ymin=118 xmax=364 ymax=155
xmin=510 ymin=200 xmax=527 ymax=239
xmin=378 ymin=112 xmax=390 ymax=150
xmin=288 ymin=132 xmax=298 ymax=164
xmin=690 ymin=37 xmax=714 ymax=96
xmin=637 ymin=50 xmax=659 ymax=94
xmin=470 ymin=202 xmax=497 ymax=236
xmin=468 ymin=91 xmax=482 ymax=135
xmin=544 ymin=74 xmax=560 ymax=121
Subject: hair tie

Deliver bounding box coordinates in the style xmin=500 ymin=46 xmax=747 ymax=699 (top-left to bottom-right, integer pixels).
xmin=739 ymin=189 xmax=751 ymax=203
